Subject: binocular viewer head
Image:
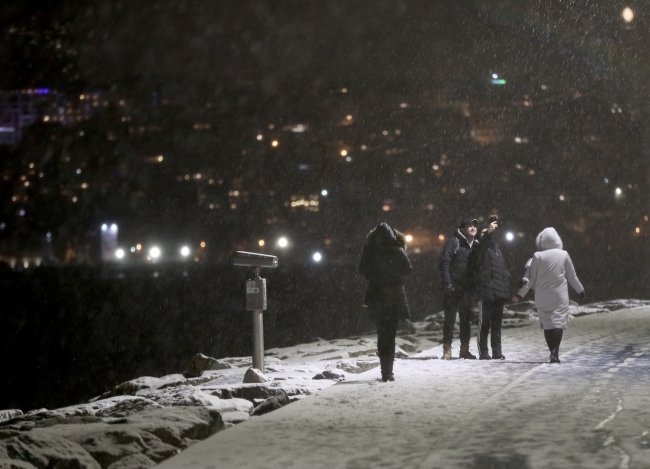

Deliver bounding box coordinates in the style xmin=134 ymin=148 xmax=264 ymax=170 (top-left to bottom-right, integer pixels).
xmin=233 ymin=251 xmax=278 ymax=269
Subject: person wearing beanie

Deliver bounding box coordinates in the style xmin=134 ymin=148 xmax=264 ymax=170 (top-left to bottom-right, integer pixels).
xmin=360 ymin=223 xmax=413 ymax=381
xmin=467 ymin=219 xmax=511 ymax=360
xmin=438 ymin=217 xmax=479 ymax=360
xmin=512 ymin=227 xmax=585 ymax=363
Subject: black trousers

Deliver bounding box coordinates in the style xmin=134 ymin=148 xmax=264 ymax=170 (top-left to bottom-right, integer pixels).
xmin=477 ymin=299 xmax=504 ymax=354
xmin=376 ymin=317 xmax=399 ymax=358
xmin=443 ymin=290 xmax=473 ymax=345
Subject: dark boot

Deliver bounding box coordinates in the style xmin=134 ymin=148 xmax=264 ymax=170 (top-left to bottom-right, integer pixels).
xmin=479 ymin=351 xmax=492 ymax=360
xmin=459 ymin=342 xmax=477 ymax=360
xmin=379 ymin=356 xmax=387 ymax=381
xmin=385 ymin=355 xmax=395 ymax=382
xmin=492 ymin=350 xmax=506 ymax=360
xmin=550 ymin=329 xmax=563 ymax=363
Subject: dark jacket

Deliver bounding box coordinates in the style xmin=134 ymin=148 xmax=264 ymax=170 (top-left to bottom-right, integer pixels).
xmin=359 ymin=223 xmax=412 ymax=321
xmin=467 ymin=232 xmax=511 ymax=302
xmin=438 ymin=229 xmax=477 ymax=292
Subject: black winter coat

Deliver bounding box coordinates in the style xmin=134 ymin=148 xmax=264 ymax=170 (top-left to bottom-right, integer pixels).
xmin=438 ymin=229 xmax=477 ymax=292
xmin=467 ymin=232 xmax=511 ymax=302
xmin=359 ymin=223 xmax=412 ymax=321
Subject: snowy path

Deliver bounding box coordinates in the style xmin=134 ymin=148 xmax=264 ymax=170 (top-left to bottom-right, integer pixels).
xmin=157 ymin=307 xmax=650 ymax=469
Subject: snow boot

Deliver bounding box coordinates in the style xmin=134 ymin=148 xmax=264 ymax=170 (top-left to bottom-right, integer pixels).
xmin=492 ymin=349 xmax=506 ymax=360
xmin=442 ymin=343 xmax=452 ymax=360
xmin=459 ymin=342 xmax=477 ymax=360
xmin=380 ymin=355 xmax=394 ymax=382
xmin=479 ymin=351 xmax=492 ymax=360
xmin=550 ymin=329 xmax=563 ymax=364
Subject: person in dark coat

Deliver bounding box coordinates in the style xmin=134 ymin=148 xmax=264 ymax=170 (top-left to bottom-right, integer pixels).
xmin=359 ymin=223 xmax=413 ymax=382
xmin=467 ymin=220 xmax=511 ymax=360
xmin=438 ymin=217 xmax=479 ymax=360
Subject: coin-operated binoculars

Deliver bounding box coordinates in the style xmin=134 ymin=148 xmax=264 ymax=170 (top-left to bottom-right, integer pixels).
xmin=232 ymin=251 xmax=278 ymax=373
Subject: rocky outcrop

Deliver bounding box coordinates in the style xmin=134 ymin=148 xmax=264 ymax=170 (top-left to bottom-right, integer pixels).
xmin=183 ymin=354 xmax=233 ymax=378
xmin=250 ymin=391 xmax=290 ymax=417
xmin=0 ymin=407 xmax=223 ymax=469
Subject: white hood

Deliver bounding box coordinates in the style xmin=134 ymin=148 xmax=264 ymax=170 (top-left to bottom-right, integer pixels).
xmin=536 ymin=227 xmax=563 ymax=251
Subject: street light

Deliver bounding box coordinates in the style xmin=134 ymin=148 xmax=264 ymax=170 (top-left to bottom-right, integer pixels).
xmin=180 ymin=246 xmax=190 ymax=257
xmin=149 ymin=247 xmax=161 ymax=259
xmin=622 ymin=7 xmax=634 ymax=23
xmin=277 ymin=237 xmax=288 ymax=248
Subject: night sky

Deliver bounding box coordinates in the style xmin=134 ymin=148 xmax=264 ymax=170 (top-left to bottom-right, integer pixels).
xmin=1 ymin=0 xmax=649 ymax=298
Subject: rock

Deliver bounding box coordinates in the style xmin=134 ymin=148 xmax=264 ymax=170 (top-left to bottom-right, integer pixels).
xmin=136 ymin=386 xmax=253 ymax=413
xmin=243 ymin=368 xmax=269 ymax=384
xmin=183 ymin=354 xmax=232 ymax=379
xmin=220 ymin=412 xmax=249 ymax=429
xmin=106 ymin=453 xmax=156 ymax=469
xmin=312 ymin=370 xmax=345 ymax=381
xmin=334 ymin=359 xmax=379 ymax=374
xmin=0 ymin=412 xmax=22 ymax=424
xmin=76 ymin=428 xmax=179 ymax=468
xmin=0 ymin=459 xmax=39 ymax=469
xmin=0 ymin=433 xmax=101 ymax=469
xmin=94 ymin=398 xmax=163 ymax=419
xmin=226 ymin=385 xmax=290 ymax=403
xmin=250 ymin=391 xmax=290 ymax=417
xmin=28 ymin=407 xmax=224 ymax=469
xmin=92 ymin=376 xmax=187 ymax=401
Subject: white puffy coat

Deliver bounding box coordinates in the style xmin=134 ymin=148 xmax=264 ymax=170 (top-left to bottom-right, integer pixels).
xmin=516 ymin=228 xmax=584 ymax=330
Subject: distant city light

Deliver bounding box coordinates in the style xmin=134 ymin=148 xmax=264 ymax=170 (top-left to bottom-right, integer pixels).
xmin=115 ymin=249 xmax=125 ymax=259
xmin=622 ymin=7 xmax=634 ymax=22
xmin=180 ymin=246 xmax=190 ymax=257
xmin=346 ymin=115 xmax=353 ymax=121
xmin=615 ymin=187 xmax=623 ymax=196
xmin=635 ymin=227 xmax=641 ymax=233
xmin=491 ymin=79 xmax=507 ymax=85
xmin=136 ymin=244 xmax=142 ymax=251
xmin=149 ymin=247 xmax=161 ymax=258
xmin=130 ymin=247 xmax=136 ymax=252
xmin=278 ymin=237 xmax=288 ymax=248
xmin=492 ymin=73 xmax=498 ymax=79
xmin=604 ymin=178 xmax=609 ymax=183
xmin=200 ymin=241 xmax=206 ymax=248
xmin=460 ymin=188 xmax=466 ymax=194
xmin=345 ymin=156 xmax=352 ymax=162
xmin=258 ymin=239 xmax=265 ymax=247
xmin=438 ymin=234 xmax=445 ymax=241
xmin=271 ymin=140 xmax=279 ymax=147
xmin=257 ymin=134 xmax=263 ymax=140
xmin=313 ymin=252 xmax=322 ymax=262
xmin=321 ymin=189 xmax=328 ymax=196
xmin=559 ymin=195 xmax=565 ymax=201
xmin=340 ymin=150 xmax=348 ymax=156
xmin=76 ymin=169 xmax=81 ymax=174
xmin=405 ymin=235 xmax=413 ymax=243
xmin=505 ymin=232 xmax=515 ymax=241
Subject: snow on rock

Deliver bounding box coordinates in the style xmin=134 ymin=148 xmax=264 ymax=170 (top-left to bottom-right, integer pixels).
xmin=93 ymin=397 xmax=164 ymax=419
xmin=136 ymin=386 xmax=253 ymax=414
xmin=0 ymin=458 xmax=39 ymax=469
xmin=0 ymin=432 xmax=101 ymax=469
xmin=0 ymin=411 xmax=22 ymax=424
xmin=242 ymin=368 xmax=269 ymax=383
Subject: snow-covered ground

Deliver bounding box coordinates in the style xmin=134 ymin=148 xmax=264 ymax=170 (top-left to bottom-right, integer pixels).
xmin=1 ymin=299 xmax=649 ymax=469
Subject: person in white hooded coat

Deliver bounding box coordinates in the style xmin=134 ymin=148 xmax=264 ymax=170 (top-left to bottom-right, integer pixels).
xmin=512 ymin=227 xmax=585 ymax=363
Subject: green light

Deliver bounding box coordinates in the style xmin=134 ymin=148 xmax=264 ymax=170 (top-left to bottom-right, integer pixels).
xmin=491 ymin=79 xmax=507 ymax=85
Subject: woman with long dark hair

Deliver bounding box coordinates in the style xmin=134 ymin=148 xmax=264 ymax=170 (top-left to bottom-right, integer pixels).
xmin=359 ymin=223 xmax=413 ymax=381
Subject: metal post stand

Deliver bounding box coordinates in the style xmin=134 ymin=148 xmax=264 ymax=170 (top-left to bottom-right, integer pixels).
xmin=247 ymin=267 xmax=267 ymax=373
xmin=251 ymin=309 xmax=265 ymax=373
xmin=232 ymin=251 xmax=278 ymax=375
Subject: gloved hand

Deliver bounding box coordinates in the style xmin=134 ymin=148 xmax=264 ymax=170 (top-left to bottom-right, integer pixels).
xmin=444 ymin=283 xmax=455 ymax=296
xmin=579 ymin=291 xmax=586 ymax=300
xmin=519 ymin=278 xmax=529 ymax=289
